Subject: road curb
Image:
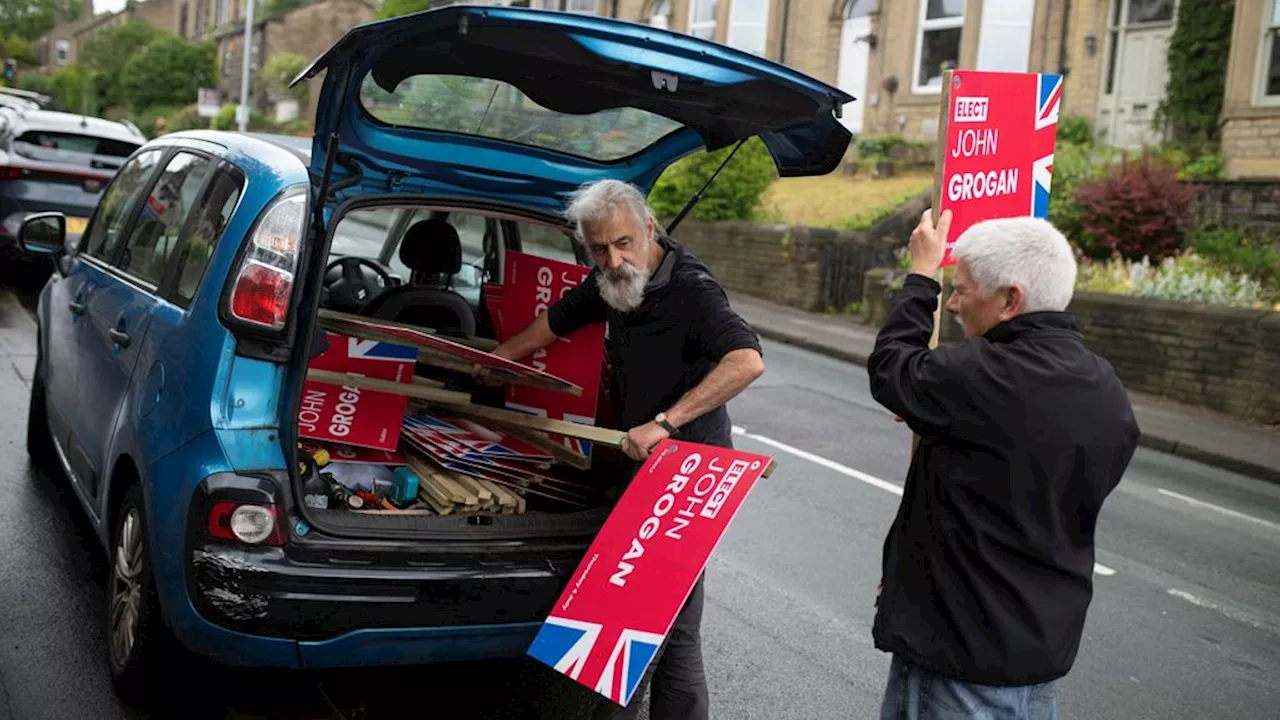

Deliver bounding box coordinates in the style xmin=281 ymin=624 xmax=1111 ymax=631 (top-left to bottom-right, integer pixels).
xmin=751 ymin=323 xmax=1280 ymax=486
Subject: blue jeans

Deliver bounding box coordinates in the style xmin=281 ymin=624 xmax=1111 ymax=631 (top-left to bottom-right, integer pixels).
xmin=880 ymin=656 xmax=1058 ymax=720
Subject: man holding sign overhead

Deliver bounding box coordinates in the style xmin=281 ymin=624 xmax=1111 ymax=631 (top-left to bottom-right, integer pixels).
xmin=866 ymin=209 xmax=1139 ymax=719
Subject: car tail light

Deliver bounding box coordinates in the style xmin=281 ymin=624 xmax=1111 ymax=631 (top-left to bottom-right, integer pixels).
xmin=227 ymin=192 xmax=307 ymax=333
xmin=207 ymin=501 xmax=285 ymax=546
xmin=0 ymin=166 xmax=22 ymax=181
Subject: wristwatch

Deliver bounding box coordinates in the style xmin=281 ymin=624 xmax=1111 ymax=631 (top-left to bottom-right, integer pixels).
xmin=654 ymin=412 xmax=679 ymax=437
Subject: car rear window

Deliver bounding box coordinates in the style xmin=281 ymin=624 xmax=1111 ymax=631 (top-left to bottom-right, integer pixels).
xmin=13 ymin=130 xmax=140 ymax=170
xmin=359 ymin=73 xmax=683 ymax=162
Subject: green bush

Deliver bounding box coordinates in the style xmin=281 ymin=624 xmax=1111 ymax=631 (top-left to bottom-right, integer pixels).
xmin=1188 ymin=226 xmax=1280 ymax=287
xmin=1047 ymin=141 xmax=1109 ymax=254
xmin=119 ymin=36 xmax=216 ymax=111
xmin=210 ymin=103 xmax=274 ymax=132
xmin=648 ymin=137 xmax=778 ymax=223
xmin=264 ymin=53 xmax=310 ymax=103
xmin=1057 ymin=114 xmax=1094 ymax=147
xmin=1078 ymin=252 xmax=1270 ymax=308
xmin=1180 ymin=152 xmax=1225 ymax=180
xmin=49 ymin=64 xmax=98 ymax=115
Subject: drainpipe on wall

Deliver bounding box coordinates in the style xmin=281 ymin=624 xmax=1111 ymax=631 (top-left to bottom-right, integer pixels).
xmin=610 ymin=0 xmax=619 ymax=18
xmin=778 ymin=0 xmax=791 ymax=65
xmin=1058 ymin=0 xmax=1072 ymax=78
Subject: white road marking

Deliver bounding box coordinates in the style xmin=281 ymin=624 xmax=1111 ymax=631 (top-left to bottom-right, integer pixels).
xmin=1157 ymin=488 xmax=1280 ymax=533
xmin=732 ymin=425 xmax=903 ymax=496
xmin=1166 ymin=589 xmax=1273 ymax=632
xmin=733 ymin=426 xmax=1116 ymax=577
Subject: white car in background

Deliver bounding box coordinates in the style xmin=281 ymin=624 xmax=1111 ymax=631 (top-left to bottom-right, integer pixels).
xmin=0 ymin=105 xmax=145 ymax=260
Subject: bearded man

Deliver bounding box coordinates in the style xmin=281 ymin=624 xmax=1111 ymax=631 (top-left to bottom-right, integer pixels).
xmin=489 ymin=179 xmax=765 ymax=720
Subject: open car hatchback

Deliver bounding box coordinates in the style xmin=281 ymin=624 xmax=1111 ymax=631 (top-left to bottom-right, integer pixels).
xmin=23 ymin=3 xmax=854 ymax=703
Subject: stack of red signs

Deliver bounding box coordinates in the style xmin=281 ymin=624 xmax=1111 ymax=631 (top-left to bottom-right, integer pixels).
xmin=486 ymin=251 xmax=607 ymax=458
xmin=298 ymin=332 xmax=418 ymax=451
xmin=527 ymin=439 xmax=774 ymax=707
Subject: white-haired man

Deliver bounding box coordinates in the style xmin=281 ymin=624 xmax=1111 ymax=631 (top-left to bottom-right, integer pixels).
xmin=490 ymin=179 xmax=765 ymax=720
xmin=867 ymin=210 xmax=1140 ymax=720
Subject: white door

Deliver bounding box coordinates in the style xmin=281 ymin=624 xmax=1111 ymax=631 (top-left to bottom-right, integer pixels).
xmin=837 ymin=0 xmax=875 ymax=135
xmin=1096 ymin=0 xmax=1177 ymax=148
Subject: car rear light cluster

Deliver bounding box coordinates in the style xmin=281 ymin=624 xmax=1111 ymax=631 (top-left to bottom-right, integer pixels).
xmin=207 ymin=501 xmax=286 ymax=546
xmin=0 ymin=166 xmax=23 ymax=181
xmin=228 ymin=192 xmax=307 ymax=331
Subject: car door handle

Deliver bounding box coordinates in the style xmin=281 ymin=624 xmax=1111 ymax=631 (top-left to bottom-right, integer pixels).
xmin=69 ymin=300 xmax=85 ymax=315
xmin=109 ymin=329 xmax=131 ymax=348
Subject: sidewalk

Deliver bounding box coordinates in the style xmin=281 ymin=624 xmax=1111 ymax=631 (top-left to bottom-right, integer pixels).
xmin=728 ymin=292 xmax=1280 ymax=485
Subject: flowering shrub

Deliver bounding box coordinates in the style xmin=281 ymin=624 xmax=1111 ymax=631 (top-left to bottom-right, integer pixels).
xmin=1074 ymin=157 xmax=1202 ymax=262
xmin=1077 ymin=253 xmax=1271 ymax=308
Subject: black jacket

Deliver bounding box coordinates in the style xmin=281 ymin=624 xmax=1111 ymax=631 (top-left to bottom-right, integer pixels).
xmin=867 ymin=274 xmax=1139 ymax=686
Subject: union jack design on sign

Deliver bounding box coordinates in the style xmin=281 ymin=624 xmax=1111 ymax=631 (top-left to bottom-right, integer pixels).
xmin=528 ymin=440 xmax=774 ymax=707
xmin=938 ymin=70 xmax=1062 ymax=267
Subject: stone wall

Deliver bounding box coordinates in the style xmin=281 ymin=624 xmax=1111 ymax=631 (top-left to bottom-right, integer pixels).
xmin=1194 ymin=180 xmax=1280 ymax=236
xmin=674 ymin=222 xmax=895 ymax=312
xmin=1069 ymin=293 xmax=1280 ymax=426
xmin=1220 ymin=114 xmax=1280 ymax=180
xmin=860 ymin=272 xmax=1280 ymax=426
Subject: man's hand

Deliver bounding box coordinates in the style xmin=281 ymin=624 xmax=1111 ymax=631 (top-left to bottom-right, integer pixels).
xmin=621 ymin=421 xmax=669 ymax=462
xmin=909 ymin=208 xmax=952 ymax=278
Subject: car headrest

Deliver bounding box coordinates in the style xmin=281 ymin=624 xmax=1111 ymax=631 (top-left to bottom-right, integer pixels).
xmin=399 ymin=217 xmax=462 ymax=275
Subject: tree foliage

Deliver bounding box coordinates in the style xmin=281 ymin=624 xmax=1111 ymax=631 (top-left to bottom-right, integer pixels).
xmin=49 ymin=63 xmax=96 ymax=113
xmin=118 ymin=35 xmax=215 ymax=110
xmin=648 ymin=137 xmax=778 ymax=223
xmin=1155 ymin=0 xmax=1234 ymax=153
xmin=1 ymin=33 xmax=37 ymax=65
xmin=0 ymin=0 xmax=57 ymax=42
xmin=81 ymin=20 xmax=161 ymax=109
xmin=375 ymin=0 xmax=430 ymax=20
xmin=263 ymin=52 xmax=309 ymax=102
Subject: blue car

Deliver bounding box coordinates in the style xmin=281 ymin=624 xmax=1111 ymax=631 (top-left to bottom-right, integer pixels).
xmin=18 ymin=5 xmax=852 ymax=705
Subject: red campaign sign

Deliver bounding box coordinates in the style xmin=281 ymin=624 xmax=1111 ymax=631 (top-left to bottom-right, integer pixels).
xmin=527 ymin=439 xmax=773 ymax=706
xmin=937 ymin=70 xmax=1061 ymax=267
xmin=500 ymin=251 xmax=606 ymax=455
xmin=298 ymin=332 xmax=417 ymax=451
xmin=301 ymin=440 xmax=406 ymax=466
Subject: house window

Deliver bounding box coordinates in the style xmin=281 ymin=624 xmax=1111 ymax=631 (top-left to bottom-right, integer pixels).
xmin=531 ymin=0 xmax=597 ymax=12
xmin=55 ymin=39 xmax=69 ymax=66
xmin=913 ymin=0 xmax=965 ymax=94
xmin=1127 ymin=0 xmax=1174 ymax=24
xmin=215 ymin=0 xmax=227 ymax=25
xmin=727 ymin=0 xmax=768 ymax=55
xmin=689 ymin=0 xmax=717 ymax=40
xmin=1260 ymin=0 xmax=1280 ymax=101
xmin=180 ymin=4 xmax=189 ymax=38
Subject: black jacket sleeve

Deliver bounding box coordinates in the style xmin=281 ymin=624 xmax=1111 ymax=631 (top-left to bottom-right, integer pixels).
xmin=867 ymin=273 xmax=969 ymax=435
xmin=547 ymin=270 xmax=607 ymax=338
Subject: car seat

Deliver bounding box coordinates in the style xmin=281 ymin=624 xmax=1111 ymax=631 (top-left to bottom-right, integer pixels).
xmin=361 ymin=216 xmax=477 ymax=337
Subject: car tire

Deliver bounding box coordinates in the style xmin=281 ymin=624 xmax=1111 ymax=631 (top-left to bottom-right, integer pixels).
xmin=106 ymin=484 xmax=179 ymax=709
xmin=26 ymin=338 xmax=60 ymax=476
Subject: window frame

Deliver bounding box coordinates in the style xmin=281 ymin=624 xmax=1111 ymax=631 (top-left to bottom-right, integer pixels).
xmin=167 ymin=161 xmax=248 ymax=310
xmin=80 ymin=148 xmax=167 ymax=265
xmin=1255 ymin=0 xmax=1280 ymax=106
xmin=688 ymin=0 xmax=719 ymax=41
xmin=912 ymin=0 xmax=966 ymax=96
xmin=726 ymin=0 xmax=770 ymax=56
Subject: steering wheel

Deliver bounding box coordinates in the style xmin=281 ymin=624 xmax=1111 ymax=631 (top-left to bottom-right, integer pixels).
xmin=324 ymin=256 xmax=395 ymax=312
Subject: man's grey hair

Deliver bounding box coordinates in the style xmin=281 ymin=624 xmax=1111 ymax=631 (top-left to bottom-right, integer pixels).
xmin=951 ymin=216 xmax=1078 ymax=313
xmin=563 ymin=179 xmax=660 ymax=240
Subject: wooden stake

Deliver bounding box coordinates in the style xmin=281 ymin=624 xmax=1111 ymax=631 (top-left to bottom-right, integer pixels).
xmin=477 ymin=418 xmax=592 ymax=470
xmin=913 ymin=68 xmax=954 ymax=459
xmin=318 ymin=308 xmax=499 ymax=351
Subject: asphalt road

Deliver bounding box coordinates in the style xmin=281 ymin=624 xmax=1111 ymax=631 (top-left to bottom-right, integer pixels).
xmin=1 ymin=270 xmax=1277 ymax=719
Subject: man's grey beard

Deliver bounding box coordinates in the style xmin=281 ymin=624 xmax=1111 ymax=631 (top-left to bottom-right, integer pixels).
xmin=597 ymin=260 xmax=650 ymax=312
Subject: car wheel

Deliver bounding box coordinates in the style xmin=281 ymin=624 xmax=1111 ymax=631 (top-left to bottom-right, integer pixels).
xmin=26 ymin=339 xmax=60 ymax=476
xmin=107 ymin=484 xmax=178 ymax=708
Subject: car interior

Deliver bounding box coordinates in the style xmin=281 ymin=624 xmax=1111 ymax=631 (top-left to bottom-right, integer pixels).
xmin=322 ymin=204 xmax=584 ymax=342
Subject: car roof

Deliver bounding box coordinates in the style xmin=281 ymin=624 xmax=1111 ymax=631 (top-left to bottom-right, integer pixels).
xmin=0 ymin=107 xmax=146 ymax=145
